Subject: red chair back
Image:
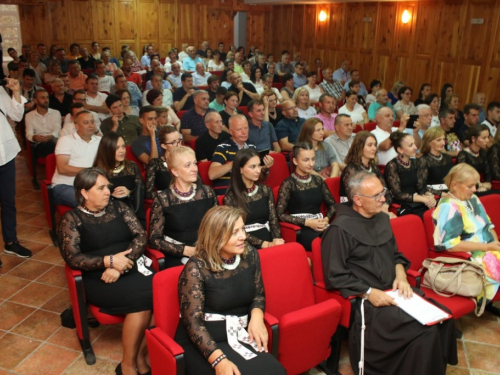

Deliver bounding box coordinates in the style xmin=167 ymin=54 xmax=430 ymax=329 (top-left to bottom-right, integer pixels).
xmin=364 ymin=122 xmax=377 ymax=132
xmin=324 ymin=177 xmax=341 ymax=203
xmin=377 ymin=164 xmax=385 ymax=175
xmin=208 ymin=70 xmax=223 ymax=77
xmin=353 ymin=124 xmax=363 ymax=133
xmin=46 ymin=153 xmax=57 ymax=181
xmin=390 ymin=215 xmax=429 ymax=273
xmin=479 ymin=194 xmax=500 ymax=228
xmin=197 ymin=160 xmax=213 ymax=187
xmin=217 ymin=195 xmax=224 ymax=205
xmin=153 ymin=266 xmax=184 ymax=337
xmin=272 ymin=82 xmax=283 ymax=90
xmin=238 ymin=106 xmax=249 ymax=116
xmin=125 ymin=145 xmax=146 ymax=180
xmin=311 ymin=237 xmax=325 ymax=285
xmin=259 ymin=243 xmax=316 ymax=320
xmin=263 ymin=153 xmax=290 ymax=190
xmin=423 ymin=209 xmax=436 ymax=251
xmin=272 ymin=185 xmax=279 ymax=204
xmin=177 ymin=110 xmax=188 ymax=119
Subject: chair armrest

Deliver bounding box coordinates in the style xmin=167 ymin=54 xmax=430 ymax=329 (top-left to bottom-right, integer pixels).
xmin=279 ymin=222 xmax=301 ymax=243
xmin=146 ymin=327 xmax=185 ymax=375
xmin=406 ymin=269 xmax=421 ymax=288
xmin=492 ymin=180 xmax=500 ymax=190
xmin=264 ymin=312 xmax=279 ymax=358
xmin=145 ymin=247 xmax=166 ymax=271
xmin=429 ymin=250 xmax=471 ymax=260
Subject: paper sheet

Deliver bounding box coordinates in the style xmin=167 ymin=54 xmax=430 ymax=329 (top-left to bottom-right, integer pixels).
xmin=385 ymin=290 xmax=452 ymax=325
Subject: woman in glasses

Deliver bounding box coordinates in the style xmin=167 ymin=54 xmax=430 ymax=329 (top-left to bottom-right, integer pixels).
xmin=148 ymin=146 xmax=217 ymax=268
xmin=394 ymin=86 xmax=417 ymax=120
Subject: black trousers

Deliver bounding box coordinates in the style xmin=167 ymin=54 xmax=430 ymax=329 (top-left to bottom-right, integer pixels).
xmin=31 ymin=140 xmax=56 ymax=180
xmin=0 ymin=158 xmax=17 ymax=243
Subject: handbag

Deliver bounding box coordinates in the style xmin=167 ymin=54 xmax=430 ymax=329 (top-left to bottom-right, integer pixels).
xmin=420 ymin=257 xmax=487 ymax=316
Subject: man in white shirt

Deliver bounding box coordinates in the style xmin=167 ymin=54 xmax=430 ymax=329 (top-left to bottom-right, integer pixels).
xmin=192 ymin=62 xmax=210 ymax=86
xmin=142 ymin=74 xmax=173 ymax=107
xmin=95 ymin=60 xmax=114 ymax=93
xmin=0 ymin=78 xmax=32 ymax=261
xmin=371 ymin=107 xmax=408 ymax=165
xmin=85 ymin=76 xmax=109 ymax=122
xmin=60 ymin=102 xmax=102 ymax=138
xmin=482 ymin=101 xmax=500 ymax=138
xmin=52 ymin=111 xmax=101 ymax=207
xmin=178 ymin=43 xmax=189 ymax=62
xmin=333 ymin=60 xmax=351 ymax=85
xmin=168 ymin=63 xmax=182 ymax=89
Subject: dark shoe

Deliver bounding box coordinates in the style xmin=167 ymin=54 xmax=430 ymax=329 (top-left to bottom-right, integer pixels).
xmin=115 ymin=363 xmax=122 ymax=375
xmin=0 ymin=257 xmax=3 ymax=268
xmin=4 ymin=242 xmax=32 ymax=258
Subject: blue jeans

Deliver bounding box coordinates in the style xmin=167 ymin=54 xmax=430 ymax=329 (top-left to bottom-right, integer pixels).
xmin=52 ymin=184 xmax=78 ymax=208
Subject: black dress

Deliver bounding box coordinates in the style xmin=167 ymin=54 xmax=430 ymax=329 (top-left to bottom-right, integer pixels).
xmin=145 ymin=157 xmax=171 ymax=199
xmin=175 ymin=247 xmax=286 ymax=375
xmin=276 ymin=174 xmax=336 ymax=251
xmin=58 ymin=201 xmax=153 ymax=315
xmin=219 ymin=109 xmax=245 ymax=127
xmin=148 ymin=182 xmax=217 ymax=268
xmin=416 ymin=153 xmax=454 ymax=195
xmin=268 ymin=108 xmax=283 ymax=128
xmin=457 ymin=148 xmax=500 ymax=196
xmin=340 ymin=162 xmax=393 ymax=205
xmin=487 ymin=143 xmax=500 ymax=180
xmin=223 ymin=184 xmax=281 ymax=248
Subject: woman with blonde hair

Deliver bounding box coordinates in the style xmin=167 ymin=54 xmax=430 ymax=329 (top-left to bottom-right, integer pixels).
xmin=389 ymin=80 xmax=406 ymax=105
xmin=293 ymin=87 xmax=316 ymax=119
xmin=175 ymin=205 xmax=286 ymax=375
xmin=297 ymin=118 xmax=340 ymax=178
xmin=148 ymin=146 xmax=217 ymax=268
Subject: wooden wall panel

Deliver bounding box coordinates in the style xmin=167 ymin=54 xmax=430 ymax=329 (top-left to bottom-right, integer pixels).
xmin=93 ymin=0 xmax=114 ymax=43
xmin=69 ymin=0 xmax=93 ymax=42
xmin=117 ymin=1 xmax=136 ymax=41
xmin=47 ymin=2 xmax=69 ymax=43
xmin=360 ymin=4 xmax=377 ymax=53
xmin=376 ymin=3 xmax=396 ymax=55
xmin=138 ymin=1 xmax=157 ymax=43
xmin=19 ymin=5 xmax=48 ymax=45
xmin=291 ymin=6 xmax=304 ymax=49
xmin=415 ymin=1 xmax=440 ymax=57
xmin=438 ymin=1 xmax=465 ymax=60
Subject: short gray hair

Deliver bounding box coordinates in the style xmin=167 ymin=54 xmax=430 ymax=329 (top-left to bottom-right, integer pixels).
xmin=416 ymin=104 xmax=431 ymax=115
xmin=205 ymin=111 xmax=221 ymax=123
xmin=346 ymin=171 xmax=377 ymax=201
xmin=193 ymin=90 xmax=208 ymax=99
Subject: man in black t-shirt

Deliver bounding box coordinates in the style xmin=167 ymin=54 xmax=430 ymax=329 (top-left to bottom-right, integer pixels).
xmin=227 ymin=72 xmax=259 ymax=108
xmin=195 ymin=111 xmax=230 ymax=161
xmin=173 ymin=73 xmax=198 ymax=111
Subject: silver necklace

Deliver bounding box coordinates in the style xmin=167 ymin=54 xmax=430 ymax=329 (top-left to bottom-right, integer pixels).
xmin=292 ymin=172 xmax=312 ymax=184
xmin=448 ymin=193 xmax=475 ymax=215
xmin=77 ymin=205 xmax=107 ymax=217
xmin=247 ymin=184 xmax=259 ymax=197
xmin=171 ymin=183 xmax=196 ymax=200
xmin=222 ymin=254 xmax=241 ymax=270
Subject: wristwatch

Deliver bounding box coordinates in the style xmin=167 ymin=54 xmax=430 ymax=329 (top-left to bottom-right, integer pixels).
xmin=363 ymin=287 xmax=372 ymax=300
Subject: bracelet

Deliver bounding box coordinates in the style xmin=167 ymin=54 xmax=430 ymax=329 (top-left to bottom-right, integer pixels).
xmin=109 ymin=254 xmax=113 ymax=269
xmin=211 ymin=354 xmax=227 ymax=368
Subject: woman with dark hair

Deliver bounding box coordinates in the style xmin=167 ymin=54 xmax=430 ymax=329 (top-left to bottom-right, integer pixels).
xmin=145 ymin=89 xmax=164 ymax=107
xmin=116 ymin=88 xmax=140 ymax=117
xmin=276 ymin=142 xmax=336 ymax=251
xmin=488 ymin=128 xmax=500 ymax=180
xmin=414 ymin=83 xmax=431 ymax=106
xmin=93 ymin=133 xmax=145 ymax=225
xmin=366 ymin=79 xmax=381 ymax=108
xmin=220 ymin=68 xmax=234 ymax=89
xmin=224 ymin=149 xmax=284 ymax=249
xmin=440 ymin=83 xmax=454 ymax=111
xmin=443 ymin=94 xmax=465 ymax=136
xmin=302 ymin=71 xmax=325 ymax=104
xmin=175 ymin=206 xmax=286 ymax=375
xmin=339 ymin=90 xmax=368 ymax=126
xmin=219 ymin=91 xmax=244 ymax=127
xmin=203 ymin=48 xmax=213 ymax=67
xmin=261 ymin=90 xmax=283 ymax=128
xmin=394 ymin=86 xmax=417 ymax=119
xmin=59 ymin=168 xmax=153 ymax=375
xmin=457 ymin=124 xmax=497 ymax=196
xmin=250 ymin=66 xmax=264 ymax=95
xmin=145 ymin=126 xmax=182 ymax=199
xmin=267 ymin=62 xmax=280 ymax=83
xmin=340 ymin=131 xmax=394 ymax=213
xmin=384 ymin=132 xmax=436 ymax=216
xmin=148 ymin=146 xmax=217 ymax=268
xmin=207 ymin=50 xmax=224 ymax=71
xmin=297 ymin=118 xmax=339 ymax=178
xmin=280 ymin=73 xmax=295 ymax=101
xmin=425 ymin=93 xmax=441 ymax=127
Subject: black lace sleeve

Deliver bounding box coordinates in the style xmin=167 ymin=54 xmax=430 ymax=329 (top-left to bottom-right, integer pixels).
xmin=276 ymin=178 xmax=306 ymax=226
xmin=320 ymin=178 xmax=336 ymax=220
xmin=456 ymin=151 xmax=467 ymax=165
xmin=384 ymin=160 xmax=413 ymax=202
xmin=483 ymin=150 xmax=492 ymax=182
xmin=372 ymin=166 xmax=393 ymax=205
xmin=117 ymin=202 xmax=147 ymax=260
xmin=145 ymin=158 xmax=164 ymax=200
xmin=416 ymin=156 xmax=429 ymax=194
xmin=489 ymin=145 xmax=500 ymax=180
xmin=264 ymin=185 xmax=282 ymax=240
xmin=129 ymin=162 xmax=143 ymax=192
xmin=249 ymin=248 xmax=265 ymax=312
xmin=178 ymin=258 xmax=217 ymax=359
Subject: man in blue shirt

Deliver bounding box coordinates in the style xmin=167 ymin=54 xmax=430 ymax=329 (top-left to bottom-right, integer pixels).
xmin=293 ymin=63 xmax=307 ymax=88
xmin=276 ymin=100 xmax=306 ymax=151
xmin=333 ymin=60 xmax=351 ymax=85
xmin=247 ymin=100 xmax=280 ymax=152
xmin=141 ymin=45 xmax=154 ymax=69
xmin=367 ymin=89 xmax=395 ymax=121
xmin=182 ymin=46 xmax=205 ymax=73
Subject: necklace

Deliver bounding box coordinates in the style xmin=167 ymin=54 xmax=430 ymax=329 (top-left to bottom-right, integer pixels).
xmin=221 ymin=254 xmax=241 ymax=270
xmin=172 ymin=183 xmax=196 ymax=200
xmin=78 ymin=205 xmax=107 ymax=217
xmin=467 ymin=147 xmax=480 ymax=157
xmin=396 ymin=155 xmax=411 ymax=168
xmin=113 ymin=162 xmax=124 ymax=174
xmin=448 ymin=193 xmax=475 ymax=215
xmin=161 ymin=156 xmax=168 ymax=169
xmin=429 ymin=152 xmax=443 ymax=161
xmin=360 ymin=162 xmax=372 ymax=172
xmin=247 ymin=184 xmax=259 ymax=197
xmin=292 ymin=171 xmax=311 ymax=183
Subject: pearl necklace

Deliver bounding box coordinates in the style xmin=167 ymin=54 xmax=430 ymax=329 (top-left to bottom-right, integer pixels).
xmin=467 ymin=147 xmax=480 ymax=157
xmin=292 ymin=172 xmax=311 ymax=184
xmin=113 ymin=162 xmax=125 ymax=174
xmin=172 ymin=183 xmax=196 ymax=200
xmin=448 ymin=193 xmax=475 ymax=215
xmin=247 ymin=184 xmax=259 ymax=197
xmin=78 ymin=205 xmax=107 ymax=217
xmin=429 ymin=152 xmax=443 ymax=161
xmin=221 ymin=254 xmax=241 ymax=270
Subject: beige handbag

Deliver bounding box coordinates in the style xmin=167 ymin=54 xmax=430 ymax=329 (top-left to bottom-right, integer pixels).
xmin=420 ymin=257 xmax=488 ymax=316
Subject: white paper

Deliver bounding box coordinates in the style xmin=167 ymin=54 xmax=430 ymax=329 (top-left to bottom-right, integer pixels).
xmin=385 ymin=290 xmax=451 ymax=325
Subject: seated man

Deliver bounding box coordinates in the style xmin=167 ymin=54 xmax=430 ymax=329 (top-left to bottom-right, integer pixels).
xmin=482 ymin=101 xmax=500 ymax=137
xmin=180 ymin=90 xmax=214 ymax=142
xmin=122 ymin=58 xmax=142 ymax=86
xmin=95 ymin=60 xmax=114 ymax=92
xmin=100 ymin=94 xmax=141 ymax=145
xmin=209 ymin=86 xmax=227 ymax=112
xmin=367 ymin=89 xmax=395 ymax=121
xmin=51 ymin=111 xmax=101 ymax=207
xmin=131 ymin=105 xmax=161 ymax=165
xmin=247 ymin=100 xmax=280 ymax=152
xmin=195 ymin=111 xmax=230 ymax=161
xmin=173 ymin=73 xmax=198 ymax=111
xmin=321 ymin=170 xmax=457 ymax=375
xmin=168 ymin=63 xmax=182 ymax=89
xmin=85 ymin=75 xmax=109 ymax=122
xmin=324 ymin=114 xmax=355 ymax=170
xmin=319 ymin=68 xmax=344 ymax=101
xmin=276 ymin=99 xmax=306 ymax=151
xmin=439 ymin=108 xmax=461 ymax=157
xmin=292 ymin=63 xmax=307 ymax=88
xmin=209 ymin=114 xmax=273 ymax=195
xmin=206 ymin=75 xmax=220 ymax=102
xmin=314 ymin=93 xmax=337 ymax=137
xmin=60 ymin=102 xmax=102 ymax=137
xmin=182 ymin=46 xmax=205 ymax=73
xmin=333 ymin=59 xmax=350 ymax=85
xmin=77 ymin=47 xmax=95 ymax=70
xmin=63 ymin=90 xmax=101 ymax=129
xmin=113 ymin=73 xmax=142 ymax=107
xmin=227 ymin=71 xmax=259 ymax=107
xmin=371 ymin=107 xmax=408 ymax=166
xmin=49 ymin=78 xmax=73 ymax=118
xmin=192 ymin=62 xmax=210 ymax=86
xmin=67 ymin=60 xmax=88 ymax=91
xmin=20 ymin=68 xmax=42 ymax=114
xmin=142 ymin=74 xmax=173 ymax=108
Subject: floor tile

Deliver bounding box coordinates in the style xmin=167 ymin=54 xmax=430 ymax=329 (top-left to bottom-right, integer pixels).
xmin=21 ymin=191 xmax=43 ymax=202
xmin=16 ymin=211 xmax=38 ymax=224
xmin=15 ymin=224 xmax=44 ymax=240
xmin=27 ymin=229 xmax=54 ymax=245
xmin=466 ymin=342 xmax=500 ymax=372
xmin=0 ymin=275 xmax=31 ymax=299
xmin=8 ymin=260 xmax=53 ymax=281
xmin=14 ymin=343 xmax=79 ymax=375
xmin=24 ymin=213 xmax=50 ymax=229
xmin=21 ymin=202 xmax=46 ymax=215
xmin=447 ymin=367 xmax=471 ymax=374
xmin=10 ymin=282 xmax=61 ymax=308
xmin=41 ymin=289 xmax=71 ymax=313
xmin=63 ymin=354 xmax=118 ymax=375
xmin=0 ymin=301 xmax=36 ymax=331
xmin=32 ymin=246 xmax=63 ymax=264
xmin=0 ymin=333 xmax=41 ymax=369
xmin=0 ymin=255 xmax=26 ymax=274
xmin=461 ymin=316 xmax=500 ymax=346
xmin=89 ymin=327 xmax=123 ymax=362
xmin=456 ymin=339 xmax=467 ymax=368
xmin=36 ymin=265 xmax=66 ymax=287
xmin=11 ymin=309 xmax=61 ymax=341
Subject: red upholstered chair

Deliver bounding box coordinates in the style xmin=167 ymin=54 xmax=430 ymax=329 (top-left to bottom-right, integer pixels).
xmin=353 ymin=124 xmax=363 ymax=133
xmin=209 ymin=70 xmax=223 ymax=77
xmin=364 ymin=121 xmax=377 ymax=132
xmin=177 ymin=110 xmax=188 ymax=119
xmin=238 ymin=106 xmax=249 ymax=116
xmin=272 ymin=82 xmax=284 ymax=90
xmin=492 ymin=181 xmax=500 ymax=190
xmin=160 ymin=58 xmax=166 ymax=65
xmin=145 ymin=208 xmax=166 ymax=271
xmin=263 ymin=153 xmax=290 ymax=190
xmin=125 ymin=145 xmax=146 ymax=181
xmin=324 ymin=177 xmax=341 ymax=203
xmin=259 ymin=243 xmax=342 ymax=375
xmin=82 ymin=69 xmax=94 ymax=76
xmin=272 ymin=186 xmax=301 ymax=243
xmin=26 ymin=140 xmax=47 ymax=190
xmin=197 ymin=160 xmax=213 ymax=187
xmin=217 ymin=195 xmax=224 ymax=205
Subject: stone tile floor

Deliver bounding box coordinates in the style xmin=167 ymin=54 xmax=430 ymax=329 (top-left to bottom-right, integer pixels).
xmin=1 ymin=150 xmax=500 ymax=374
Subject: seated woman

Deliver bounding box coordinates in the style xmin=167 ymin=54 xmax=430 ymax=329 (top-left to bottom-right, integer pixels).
xmin=219 ymin=91 xmax=244 ymax=127
xmin=384 ymin=132 xmax=436 ymax=217
xmin=280 ymin=73 xmax=295 ymax=101
xmin=59 ymin=168 xmax=153 ymax=375
xmin=220 ymin=68 xmax=234 ymax=89
xmin=346 ymin=80 xmax=367 ymax=108
xmin=149 ymin=146 xmax=217 ymax=268
xmin=433 ymin=163 xmax=500 ymax=306
xmin=393 ymin=86 xmax=417 ymax=120
xmin=365 ymin=79 xmax=381 ymax=109
xmin=250 ymin=67 xmax=264 ymax=95
xmin=302 ymin=72 xmax=325 ymax=104
xmin=297 ymin=118 xmax=340 ymax=178
xmin=145 ymin=126 xmax=182 ymax=199
xmin=94 ymin=133 xmax=145 ymax=225
xmin=293 ymin=87 xmax=316 ymax=120
xmin=339 ymin=90 xmax=368 ymax=127
xmin=488 ymin=128 xmax=500 ymax=180
xmin=116 ymin=89 xmax=140 ymax=117
xmin=155 ymin=105 xmax=180 ymax=129
xmin=389 ymin=80 xmax=405 ymax=105
xmin=261 ymin=90 xmax=283 ymax=128
xmin=175 ymin=205 xmax=286 ymax=375
xmin=276 ymin=142 xmax=336 ymax=251
xmin=414 ymin=83 xmax=431 ymax=106
xmin=203 ymin=48 xmax=213 ymax=67
xmin=417 ymin=127 xmax=454 ymax=196
xmin=425 ymin=93 xmax=441 ymax=127
xmin=439 ymin=83 xmax=454 ymax=111
xmin=457 ymin=124 xmax=498 ymax=196
xmin=224 ymin=149 xmax=284 ymax=249
xmin=44 ymin=60 xmax=62 ymax=85
xmin=207 ymin=50 xmax=225 ymax=71
xmin=340 ymin=131 xmax=394 ymax=214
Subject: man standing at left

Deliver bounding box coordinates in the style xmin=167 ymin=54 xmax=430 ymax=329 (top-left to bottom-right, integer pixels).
xmin=0 ymin=79 xmax=32 ymax=266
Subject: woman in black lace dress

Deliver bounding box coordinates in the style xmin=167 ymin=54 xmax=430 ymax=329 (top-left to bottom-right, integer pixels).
xmin=488 ymin=129 xmax=500 ymax=180
xmin=457 ymin=124 xmax=499 ymax=196
xmin=94 ymin=133 xmax=145 ymax=226
xmin=384 ymin=132 xmax=436 ymax=217
xmin=176 ymin=206 xmax=286 ymax=375
xmin=148 ymin=146 xmax=217 ymax=268
xmin=417 ymin=127 xmax=454 ymax=196
xmin=340 ymin=131 xmax=394 ymax=216
xmin=145 ymin=125 xmax=182 ymax=199
xmin=276 ymin=142 xmax=336 ymax=251
xmin=58 ymin=168 xmax=153 ymax=375
xmin=224 ymin=149 xmax=284 ymax=249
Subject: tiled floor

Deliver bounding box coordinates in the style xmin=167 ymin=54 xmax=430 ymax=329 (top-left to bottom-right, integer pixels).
xmin=1 ymin=150 xmax=500 ymax=375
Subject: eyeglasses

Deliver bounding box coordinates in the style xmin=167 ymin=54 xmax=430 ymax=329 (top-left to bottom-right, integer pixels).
xmin=164 ymin=138 xmax=183 ymax=146
xmin=284 ymin=106 xmax=297 ymax=111
xmin=355 ymin=187 xmax=387 ymax=202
